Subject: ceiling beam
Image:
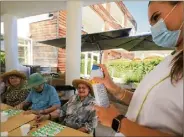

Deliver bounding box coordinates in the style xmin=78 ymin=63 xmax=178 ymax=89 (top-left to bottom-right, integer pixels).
xmin=104 ymin=3 xmax=111 ymax=31
xmin=115 ymin=1 xmax=137 ymax=31
xmin=90 ymin=4 xmax=123 ymax=30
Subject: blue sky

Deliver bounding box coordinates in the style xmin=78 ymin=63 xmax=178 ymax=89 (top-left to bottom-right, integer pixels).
xmin=124 ymin=1 xmax=150 ymax=34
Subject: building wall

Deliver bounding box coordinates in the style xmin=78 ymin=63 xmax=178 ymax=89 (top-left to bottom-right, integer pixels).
xmin=30 ymin=13 xmax=58 ymax=68
xmin=30 ymin=11 xmax=87 ymax=72
xmin=57 ymin=11 xmax=66 ymax=72
xmin=82 ymin=7 xmax=104 ymax=33
xmin=110 ymin=2 xmax=124 ymax=26
xmin=30 ymin=2 xmax=137 ymax=72
xmin=101 ymin=2 xmax=136 ymax=64
xmin=57 ymin=11 xmax=87 ymax=72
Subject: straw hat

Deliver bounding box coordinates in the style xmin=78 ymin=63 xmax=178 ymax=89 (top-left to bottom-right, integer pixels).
xmin=1 ymin=70 xmax=26 ymax=80
xmin=27 ymin=73 xmax=46 ymax=88
xmin=72 ymin=79 xmax=94 ymax=96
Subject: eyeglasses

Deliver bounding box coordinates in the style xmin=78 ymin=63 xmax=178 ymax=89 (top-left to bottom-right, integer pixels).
xmin=77 ymin=86 xmax=88 ymax=90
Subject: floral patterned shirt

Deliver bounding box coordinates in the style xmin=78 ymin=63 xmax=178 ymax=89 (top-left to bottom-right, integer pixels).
xmin=59 ymin=94 xmax=97 ymax=133
xmin=1 ymin=84 xmax=29 ymax=107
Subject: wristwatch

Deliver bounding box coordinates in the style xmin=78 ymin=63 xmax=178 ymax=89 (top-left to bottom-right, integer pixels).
xmin=111 ymin=115 xmax=125 ymax=132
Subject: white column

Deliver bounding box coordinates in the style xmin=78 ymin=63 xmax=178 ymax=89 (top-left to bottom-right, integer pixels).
xmin=90 ymin=52 xmax=94 ymax=69
xmin=97 ymin=53 xmax=100 ymax=64
xmin=66 ymin=0 xmax=83 ymax=85
xmin=4 ymin=14 xmax=19 ymax=71
xmin=27 ymin=39 xmax=33 ymax=65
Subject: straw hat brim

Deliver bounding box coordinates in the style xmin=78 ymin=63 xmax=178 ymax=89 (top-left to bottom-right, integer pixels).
xmin=72 ymin=79 xmax=94 ymax=96
xmin=1 ymin=70 xmax=26 ymax=80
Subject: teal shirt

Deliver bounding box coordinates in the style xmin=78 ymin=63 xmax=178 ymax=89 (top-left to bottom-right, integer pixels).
xmin=25 ymin=84 xmax=61 ymax=110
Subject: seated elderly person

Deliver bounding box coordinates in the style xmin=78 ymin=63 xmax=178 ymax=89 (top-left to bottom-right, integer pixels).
xmin=36 ymin=79 xmax=97 ymax=134
xmin=1 ymin=70 xmax=29 ymax=107
xmin=15 ymin=73 xmax=61 ymax=115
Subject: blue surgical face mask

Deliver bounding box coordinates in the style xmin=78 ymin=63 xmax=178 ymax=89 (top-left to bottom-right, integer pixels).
xmin=150 ymin=5 xmax=183 ymax=48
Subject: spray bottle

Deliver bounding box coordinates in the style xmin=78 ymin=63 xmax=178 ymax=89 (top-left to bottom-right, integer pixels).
xmin=90 ymin=65 xmax=110 ymax=108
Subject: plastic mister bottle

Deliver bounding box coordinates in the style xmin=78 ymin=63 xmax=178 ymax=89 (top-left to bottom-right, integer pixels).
xmin=90 ymin=65 xmax=110 ymax=108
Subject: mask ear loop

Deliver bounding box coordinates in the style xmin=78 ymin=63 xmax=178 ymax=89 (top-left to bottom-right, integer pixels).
xmin=163 ymin=4 xmax=178 ymax=21
xmin=179 ymin=22 xmax=184 ymax=30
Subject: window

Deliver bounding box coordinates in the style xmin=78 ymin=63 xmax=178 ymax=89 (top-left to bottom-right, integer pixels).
xmin=18 ymin=38 xmax=31 ymax=65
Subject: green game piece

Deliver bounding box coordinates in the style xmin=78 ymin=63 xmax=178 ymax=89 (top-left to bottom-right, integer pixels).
xmin=32 ymin=121 xmax=65 ymax=136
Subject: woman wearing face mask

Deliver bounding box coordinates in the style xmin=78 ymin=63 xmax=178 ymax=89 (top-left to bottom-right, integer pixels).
xmin=93 ymin=1 xmax=183 ymax=136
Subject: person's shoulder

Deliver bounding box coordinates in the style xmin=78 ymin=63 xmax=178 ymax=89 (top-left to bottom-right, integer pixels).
xmin=27 ymin=90 xmax=35 ymax=98
xmin=71 ymin=94 xmax=78 ymax=100
xmin=87 ymin=95 xmax=95 ymax=103
xmin=150 ymin=54 xmax=172 ymax=69
xmin=164 ymin=54 xmax=173 ymax=61
xmin=45 ymin=84 xmax=57 ymax=92
xmin=67 ymin=94 xmax=78 ymax=102
xmin=29 ymin=89 xmax=35 ymax=94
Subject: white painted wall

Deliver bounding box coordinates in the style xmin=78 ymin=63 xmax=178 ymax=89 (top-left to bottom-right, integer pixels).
xmin=82 ymin=2 xmax=136 ymax=35
xmin=82 ymin=7 xmax=104 ymax=33
xmin=110 ymin=2 xmax=123 ymax=25
xmin=102 ymin=3 xmax=106 ymax=8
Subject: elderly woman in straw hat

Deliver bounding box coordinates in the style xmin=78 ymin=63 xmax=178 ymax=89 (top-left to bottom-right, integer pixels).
xmin=1 ymin=70 xmax=29 ymax=107
xmin=36 ymin=79 xmax=98 ymax=134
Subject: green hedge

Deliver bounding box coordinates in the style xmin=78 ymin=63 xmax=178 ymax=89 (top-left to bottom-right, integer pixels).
xmin=106 ymin=57 xmax=163 ymax=84
xmin=80 ymin=56 xmax=163 ymax=83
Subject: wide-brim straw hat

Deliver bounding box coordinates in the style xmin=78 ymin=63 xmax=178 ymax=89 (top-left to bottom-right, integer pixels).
xmin=72 ymin=79 xmax=94 ymax=96
xmin=1 ymin=70 xmax=26 ymax=80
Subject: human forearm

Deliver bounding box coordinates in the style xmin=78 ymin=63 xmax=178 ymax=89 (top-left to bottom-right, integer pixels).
xmin=112 ymin=86 xmax=133 ymax=105
xmin=41 ymin=105 xmax=60 ymax=114
xmin=78 ymin=127 xmax=89 ymax=133
xmin=36 ymin=110 xmax=60 ymax=122
xmin=49 ymin=110 xmax=60 ymax=120
xmin=15 ymin=101 xmax=31 ymax=109
xmin=119 ymin=118 xmax=175 ymax=136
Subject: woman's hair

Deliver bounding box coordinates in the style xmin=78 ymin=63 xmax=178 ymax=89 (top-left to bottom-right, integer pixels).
xmin=148 ymin=1 xmax=180 ymax=6
xmin=149 ymin=1 xmax=183 ymax=84
xmin=170 ymin=50 xmax=183 ymax=84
